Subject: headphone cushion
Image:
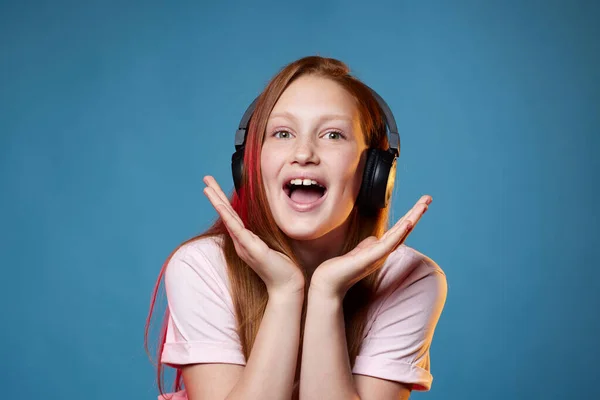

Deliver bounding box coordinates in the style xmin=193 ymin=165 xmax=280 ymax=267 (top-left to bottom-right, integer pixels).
xmin=358 ymin=148 xmax=396 ymax=211
xmin=358 ymin=148 xmax=380 ymax=210
xmin=231 ymin=148 xmax=245 ymax=193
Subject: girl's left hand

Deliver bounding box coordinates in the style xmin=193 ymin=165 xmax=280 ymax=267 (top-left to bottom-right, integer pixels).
xmin=310 ymin=195 xmax=432 ymax=300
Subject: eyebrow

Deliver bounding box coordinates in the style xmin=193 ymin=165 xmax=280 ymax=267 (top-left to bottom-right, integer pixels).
xmin=268 ymin=111 xmax=353 ymax=123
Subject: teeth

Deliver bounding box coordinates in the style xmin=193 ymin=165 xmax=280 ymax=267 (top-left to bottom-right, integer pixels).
xmin=289 ymin=179 xmax=320 ymax=186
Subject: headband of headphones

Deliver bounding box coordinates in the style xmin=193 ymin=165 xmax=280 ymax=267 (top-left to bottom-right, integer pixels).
xmin=233 ymin=85 xmax=401 ymax=157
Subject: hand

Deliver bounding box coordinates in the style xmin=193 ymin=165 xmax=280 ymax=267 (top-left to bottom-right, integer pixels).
xmin=310 ymin=195 xmax=432 ymax=300
xmin=202 ymin=176 xmax=305 ymax=297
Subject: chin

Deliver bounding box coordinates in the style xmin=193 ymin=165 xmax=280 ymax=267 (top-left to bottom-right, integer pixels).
xmin=280 ymin=224 xmax=328 ymax=241
xmin=269 ymin=195 xmax=355 ymax=242
xmin=276 ymin=212 xmax=350 ymax=243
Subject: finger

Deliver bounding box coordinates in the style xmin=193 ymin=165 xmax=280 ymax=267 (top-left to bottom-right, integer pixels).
xmin=381 ymin=202 xmax=428 ymax=247
xmin=403 ymin=195 xmax=431 ymax=219
xmin=419 ymin=194 xmax=433 ymax=205
xmin=385 ymin=196 xmax=431 ymax=238
xmin=203 ymin=176 xmax=234 ymax=208
xmin=347 ymin=236 xmax=378 ymax=255
xmin=341 ymin=221 xmax=417 ymax=284
xmin=341 ymin=198 xmax=432 ymax=283
xmin=357 ymin=236 xmax=378 ymax=249
xmin=205 ymin=198 xmax=266 ymax=269
xmin=384 ymin=219 xmax=414 ymax=247
xmin=203 ymin=179 xmax=269 ymax=266
xmin=404 ymin=202 xmax=428 ymax=228
xmin=203 ymin=176 xmax=244 ymax=225
xmin=203 ymin=183 xmax=229 ymax=212
xmin=388 ymin=203 xmax=428 ymax=245
xmin=203 ymin=176 xmax=229 ymax=201
xmin=359 ymin=224 xmax=414 ymax=266
xmin=390 ymin=197 xmax=427 ymax=229
xmin=399 ymin=202 xmax=428 ymax=233
xmin=350 ymin=230 xmax=410 ymax=270
xmin=382 ymin=211 xmax=414 ymax=241
xmin=204 ymin=187 xmax=247 ymax=236
xmin=203 ymin=186 xmax=264 ymax=255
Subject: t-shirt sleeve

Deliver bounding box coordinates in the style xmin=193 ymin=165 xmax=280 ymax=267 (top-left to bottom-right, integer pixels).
xmin=352 ymin=258 xmax=447 ymax=391
xmin=160 ymin=240 xmax=246 ymax=367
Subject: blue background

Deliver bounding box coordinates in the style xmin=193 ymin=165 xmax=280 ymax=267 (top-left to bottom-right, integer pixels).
xmin=1 ymin=1 xmax=598 ymax=399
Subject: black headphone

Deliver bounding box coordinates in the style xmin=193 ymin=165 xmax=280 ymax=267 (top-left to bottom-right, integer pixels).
xmin=231 ymin=85 xmax=401 ymax=213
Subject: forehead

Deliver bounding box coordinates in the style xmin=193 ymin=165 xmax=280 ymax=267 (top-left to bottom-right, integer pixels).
xmin=269 ymin=75 xmax=358 ymax=121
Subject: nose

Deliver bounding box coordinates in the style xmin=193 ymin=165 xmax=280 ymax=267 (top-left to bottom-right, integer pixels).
xmin=292 ymin=136 xmax=320 ymax=165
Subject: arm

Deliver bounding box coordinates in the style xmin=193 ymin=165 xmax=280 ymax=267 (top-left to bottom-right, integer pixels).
xmin=227 ymin=290 xmax=303 ymax=400
xmin=183 ymin=294 xmax=303 ymax=400
xmin=299 ymin=288 xmax=359 ymax=400
xmin=183 ymin=289 xmax=304 ymax=400
xmin=299 ymin=289 xmax=412 ymax=400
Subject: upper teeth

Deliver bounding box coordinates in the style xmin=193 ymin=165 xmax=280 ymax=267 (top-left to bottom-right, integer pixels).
xmin=290 ymin=178 xmax=319 ymax=186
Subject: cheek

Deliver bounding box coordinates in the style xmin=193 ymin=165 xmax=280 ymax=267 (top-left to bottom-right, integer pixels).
xmin=259 ymin=153 xmax=271 ymax=196
xmin=260 ymin=150 xmax=284 ymax=191
xmin=325 ymin=151 xmax=364 ymax=201
xmin=260 ymin=146 xmax=275 ymax=175
xmin=342 ymin=149 xmax=366 ymax=186
xmin=354 ymin=150 xmax=368 ymax=183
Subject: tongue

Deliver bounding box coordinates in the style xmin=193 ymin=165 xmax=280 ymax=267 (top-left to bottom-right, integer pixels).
xmin=290 ymin=187 xmax=324 ymax=204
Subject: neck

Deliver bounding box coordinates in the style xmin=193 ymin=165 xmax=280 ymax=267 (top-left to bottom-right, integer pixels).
xmin=290 ymin=217 xmax=352 ymax=282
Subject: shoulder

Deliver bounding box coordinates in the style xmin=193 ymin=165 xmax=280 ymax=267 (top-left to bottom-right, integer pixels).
xmin=365 ymin=244 xmax=447 ymax=326
xmin=160 ymin=234 xmax=244 ymax=367
xmin=353 ymin=245 xmax=447 ymax=391
xmin=165 ymin=234 xmax=232 ymax=295
xmin=376 ymin=244 xmax=447 ymax=297
xmin=171 ymin=234 xmax=226 ymax=263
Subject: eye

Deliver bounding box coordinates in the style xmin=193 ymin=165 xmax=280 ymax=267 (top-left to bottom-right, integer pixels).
xmin=273 ymin=130 xmax=293 ymax=139
xmin=325 ymin=130 xmax=344 ymax=140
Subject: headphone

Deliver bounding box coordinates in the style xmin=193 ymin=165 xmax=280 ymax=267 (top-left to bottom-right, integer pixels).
xmin=231 ymin=85 xmax=401 ymax=213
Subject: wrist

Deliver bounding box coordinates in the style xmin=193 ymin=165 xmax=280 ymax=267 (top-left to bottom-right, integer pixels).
xmin=268 ymin=285 xmax=305 ymax=305
xmin=308 ymin=281 xmax=345 ymax=304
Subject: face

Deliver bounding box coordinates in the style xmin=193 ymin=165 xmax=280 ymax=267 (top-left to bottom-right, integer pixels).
xmin=260 ymin=75 xmax=368 ymax=241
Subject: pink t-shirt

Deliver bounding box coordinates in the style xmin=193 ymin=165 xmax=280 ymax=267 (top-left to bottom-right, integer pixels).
xmin=159 ymin=235 xmax=447 ymax=399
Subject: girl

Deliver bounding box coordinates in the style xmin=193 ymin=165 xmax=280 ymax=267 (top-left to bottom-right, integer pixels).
xmin=145 ymin=55 xmax=447 ymax=400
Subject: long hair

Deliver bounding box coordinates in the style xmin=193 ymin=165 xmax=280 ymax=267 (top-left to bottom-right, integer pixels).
xmin=145 ymin=55 xmax=393 ymax=397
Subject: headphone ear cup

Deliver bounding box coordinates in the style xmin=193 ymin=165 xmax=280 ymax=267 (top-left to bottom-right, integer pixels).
xmin=357 ymin=148 xmax=378 ymax=210
xmin=231 ymin=147 xmax=245 ymax=194
xmin=357 ymin=149 xmax=397 ymax=212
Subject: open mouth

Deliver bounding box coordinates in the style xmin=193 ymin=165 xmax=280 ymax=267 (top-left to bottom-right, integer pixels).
xmin=283 ymin=179 xmax=327 ymax=204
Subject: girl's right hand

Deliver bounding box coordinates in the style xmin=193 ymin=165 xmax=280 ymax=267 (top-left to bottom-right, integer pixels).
xmin=203 ymin=176 xmax=305 ymax=298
